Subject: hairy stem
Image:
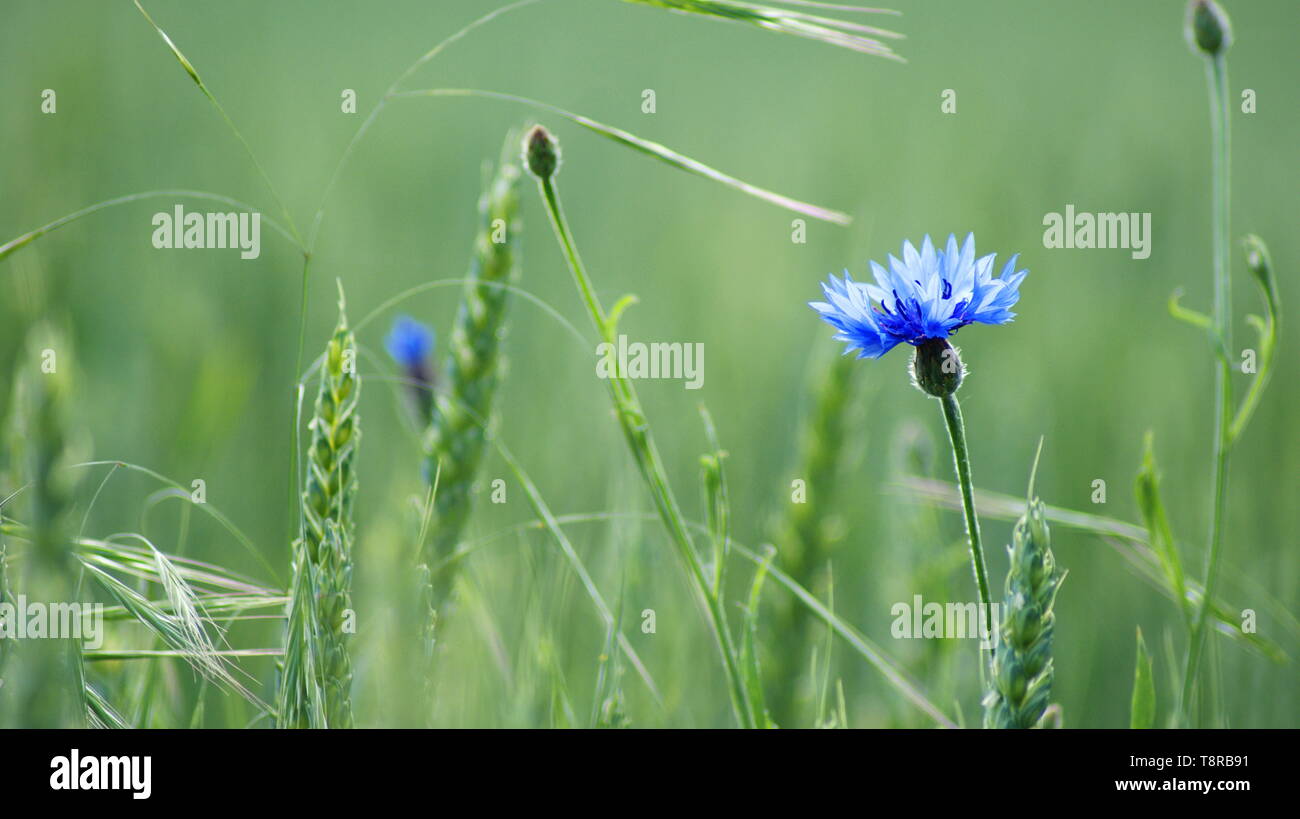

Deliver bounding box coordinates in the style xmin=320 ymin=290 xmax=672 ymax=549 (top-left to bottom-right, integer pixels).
xmin=939 ymin=394 xmax=993 ymax=639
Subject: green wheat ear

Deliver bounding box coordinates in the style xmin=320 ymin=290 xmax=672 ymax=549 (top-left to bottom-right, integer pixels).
xmin=984 ymin=452 xmax=1064 ymax=729
xmin=423 ymin=137 xmax=521 ymax=605
xmin=764 ymin=347 xmax=858 ymax=724
xmin=278 ymin=292 xmax=359 ymax=729
xmin=0 ymin=322 xmax=86 ymax=727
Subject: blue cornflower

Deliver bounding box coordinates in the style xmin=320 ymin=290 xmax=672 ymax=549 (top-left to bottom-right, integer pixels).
xmin=810 ymin=233 xmax=1027 ymax=360
xmin=385 ymin=315 xmax=435 ymax=370
xmin=386 ymin=315 xmax=436 ymax=423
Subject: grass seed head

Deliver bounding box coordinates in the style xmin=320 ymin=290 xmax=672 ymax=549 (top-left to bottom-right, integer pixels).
xmin=984 ymin=497 xmax=1063 ymax=728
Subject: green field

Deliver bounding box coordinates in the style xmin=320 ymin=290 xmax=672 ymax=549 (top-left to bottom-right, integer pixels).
xmin=0 ymin=0 xmax=1294 ymax=729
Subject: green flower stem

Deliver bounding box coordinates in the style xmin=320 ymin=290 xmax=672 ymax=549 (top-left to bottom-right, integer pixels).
xmin=535 ymin=174 xmax=756 ymax=729
xmin=939 ymin=393 xmax=993 ymax=639
xmin=1183 ymin=52 xmax=1233 ymax=722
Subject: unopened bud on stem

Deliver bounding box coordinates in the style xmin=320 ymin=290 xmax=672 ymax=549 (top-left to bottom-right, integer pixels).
xmin=1241 ymin=234 xmax=1271 ymax=290
xmin=1185 ymin=0 xmax=1232 ymax=58
xmin=523 ymin=124 xmax=561 ymax=181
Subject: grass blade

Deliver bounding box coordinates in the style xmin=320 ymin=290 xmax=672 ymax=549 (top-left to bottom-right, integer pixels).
xmin=732 ymin=542 xmax=956 ymax=728
xmin=0 ymin=190 xmax=298 ymax=263
xmin=618 ymin=0 xmax=904 ymax=60
xmin=395 ymin=88 xmax=851 ymax=225
xmin=1135 ymin=432 xmax=1190 ymax=627
xmin=1130 ymin=627 xmax=1156 ymax=729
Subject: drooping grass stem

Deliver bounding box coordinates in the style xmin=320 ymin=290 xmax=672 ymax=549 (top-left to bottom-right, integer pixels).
xmin=1183 ymin=51 xmax=1232 ymax=722
xmin=530 ymin=145 xmax=755 ymax=728
xmin=939 ymin=394 xmax=993 ymax=640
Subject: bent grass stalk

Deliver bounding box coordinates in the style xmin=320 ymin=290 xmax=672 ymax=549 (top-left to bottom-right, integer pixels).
xmin=310 ymin=0 xmax=899 ymax=245
xmin=524 ymin=126 xmax=756 ymax=727
xmin=130 ymin=2 xmax=316 ymax=573
xmin=1229 ymin=236 xmax=1278 ymax=443
xmin=395 ymin=88 xmax=850 ymax=226
xmin=617 ymin=0 xmax=905 ymax=61
xmin=0 ymin=190 xmax=299 ymax=263
xmin=132 ymin=0 xmax=302 ymax=249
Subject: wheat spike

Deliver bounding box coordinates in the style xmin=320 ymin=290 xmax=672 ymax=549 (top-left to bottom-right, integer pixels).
xmin=984 ymin=496 xmax=1062 ymax=729
xmin=278 ymin=297 xmax=359 ymax=728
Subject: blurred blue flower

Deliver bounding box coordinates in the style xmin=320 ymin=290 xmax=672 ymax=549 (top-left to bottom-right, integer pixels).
xmin=386 ymin=315 xmax=437 ymax=425
xmin=810 ymin=233 xmax=1027 ymax=359
xmin=385 ymin=315 xmax=435 ymax=369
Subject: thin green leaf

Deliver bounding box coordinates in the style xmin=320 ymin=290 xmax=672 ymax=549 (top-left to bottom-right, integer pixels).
xmin=395 ymin=88 xmax=852 ymax=225
xmin=1131 ymin=627 xmax=1156 ymax=729
xmin=1168 ymin=287 xmax=1213 ymax=331
xmin=0 ymin=190 xmax=298 ymax=263
xmin=1135 ymin=432 xmax=1190 ymax=627
xmin=699 ymin=405 xmax=731 ymax=599
xmin=619 ymin=0 xmax=904 ymax=60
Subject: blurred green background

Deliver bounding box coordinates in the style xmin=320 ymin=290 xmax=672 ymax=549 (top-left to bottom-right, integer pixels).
xmin=1 ymin=0 xmax=1294 ymax=727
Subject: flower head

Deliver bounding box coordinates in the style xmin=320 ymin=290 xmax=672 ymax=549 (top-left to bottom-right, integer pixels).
xmin=810 ymin=233 xmax=1027 ymax=360
xmin=385 ymin=315 xmax=434 ymax=370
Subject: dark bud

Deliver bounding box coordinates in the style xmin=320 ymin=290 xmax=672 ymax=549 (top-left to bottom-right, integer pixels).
xmin=1242 ymin=234 xmax=1272 ymax=292
xmin=1186 ymin=0 xmax=1232 ymax=57
xmin=911 ymin=338 xmax=965 ymax=398
xmin=522 ymin=124 xmax=561 ymax=180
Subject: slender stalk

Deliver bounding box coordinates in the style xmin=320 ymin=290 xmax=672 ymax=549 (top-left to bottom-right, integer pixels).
xmin=291 ymin=253 xmax=312 ymax=547
xmin=534 ymin=171 xmax=755 ymax=728
xmin=938 ymin=394 xmax=993 ymax=638
xmin=1183 ymin=52 xmax=1232 ymax=722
